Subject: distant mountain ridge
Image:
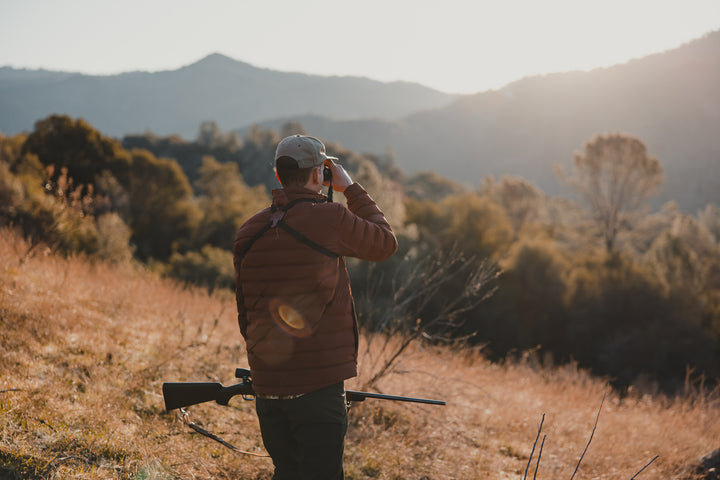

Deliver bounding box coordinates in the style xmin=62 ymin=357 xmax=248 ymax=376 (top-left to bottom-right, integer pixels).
xmin=2 ymin=32 xmax=719 ymax=211
xmin=245 ymin=31 xmax=720 ymax=211
xmin=0 ymin=53 xmax=458 ymax=139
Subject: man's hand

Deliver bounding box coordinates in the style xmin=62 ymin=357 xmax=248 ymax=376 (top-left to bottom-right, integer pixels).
xmin=324 ymin=158 xmax=353 ymax=193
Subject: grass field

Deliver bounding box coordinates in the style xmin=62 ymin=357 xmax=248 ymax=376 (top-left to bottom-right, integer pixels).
xmin=1 ymin=227 xmax=718 ymax=479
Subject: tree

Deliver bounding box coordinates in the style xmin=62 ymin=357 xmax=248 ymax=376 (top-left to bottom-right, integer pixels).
xmin=197 ymin=121 xmax=223 ymax=148
xmin=351 ymin=159 xmax=406 ymax=231
xmin=474 ymin=239 xmax=570 ymax=358
xmin=403 ymin=170 xmax=468 ymax=202
xmin=236 ymin=126 xmax=280 ymax=191
xmin=405 ymin=193 xmax=513 ymax=260
xmin=22 ymin=115 xmax=131 ymax=193
xmin=280 ymin=121 xmax=306 ymax=138
xmin=560 ymin=133 xmax=663 ymax=253
xmin=193 ymin=156 xmax=269 ymax=250
xmin=127 ymin=149 xmax=201 ymax=260
xmin=478 ymin=176 xmax=547 ymax=237
xmin=197 ymin=121 xmax=242 ymax=151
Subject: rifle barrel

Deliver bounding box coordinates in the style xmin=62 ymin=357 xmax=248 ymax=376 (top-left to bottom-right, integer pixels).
xmin=346 ymin=390 xmax=445 ymax=406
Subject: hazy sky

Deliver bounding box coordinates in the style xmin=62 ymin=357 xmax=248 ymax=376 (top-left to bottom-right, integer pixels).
xmin=1 ymin=0 xmax=718 ymax=94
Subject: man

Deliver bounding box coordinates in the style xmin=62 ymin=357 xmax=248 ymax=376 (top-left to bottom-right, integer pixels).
xmin=233 ymin=134 xmax=397 ymax=479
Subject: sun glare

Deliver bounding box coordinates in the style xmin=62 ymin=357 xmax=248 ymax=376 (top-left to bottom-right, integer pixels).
xmin=277 ymin=304 xmax=305 ymax=331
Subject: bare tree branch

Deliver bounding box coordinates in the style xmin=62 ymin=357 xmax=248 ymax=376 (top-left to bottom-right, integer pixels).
xmin=357 ymin=246 xmax=498 ymax=390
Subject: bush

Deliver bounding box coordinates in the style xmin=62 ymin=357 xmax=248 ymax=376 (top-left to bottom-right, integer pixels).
xmin=472 ymin=238 xmax=570 ymax=358
xmin=96 ymin=213 xmax=134 ymax=264
xmin=565 ymin=252 xmax=718 ymax=390
xmin=166 ymin=246 xmax=235 ymax=292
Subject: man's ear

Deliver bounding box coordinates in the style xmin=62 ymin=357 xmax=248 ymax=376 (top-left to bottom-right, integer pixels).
xmin=317 ymin=166 xmax=324 ymax=184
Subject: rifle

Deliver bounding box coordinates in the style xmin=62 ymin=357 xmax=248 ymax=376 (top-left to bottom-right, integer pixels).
xmin=162 ymin=368 xmax=445 ymax=411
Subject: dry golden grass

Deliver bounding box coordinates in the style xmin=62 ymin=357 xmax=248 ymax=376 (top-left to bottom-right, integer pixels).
xmin=1 ymin=227 xmax=718 ymax=479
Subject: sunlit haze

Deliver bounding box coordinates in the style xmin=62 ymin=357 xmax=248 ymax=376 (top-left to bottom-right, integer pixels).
xmin=1 ymin=0 xmax=719 ymax=94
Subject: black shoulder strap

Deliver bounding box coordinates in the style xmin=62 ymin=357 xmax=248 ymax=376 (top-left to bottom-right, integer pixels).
xmin=237 ymin=222 xmax=272 ymax=260
xmin=238 ymin=197 xmax=338 ymax=260
xmin=277 ymin=222 xmax=338 ymax=258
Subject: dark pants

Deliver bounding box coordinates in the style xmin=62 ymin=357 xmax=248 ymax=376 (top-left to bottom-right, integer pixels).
xmin=256 ymin=382 xmax=348 ymax=480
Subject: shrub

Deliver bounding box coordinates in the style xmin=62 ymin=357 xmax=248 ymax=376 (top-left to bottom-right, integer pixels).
xmin=166 ymin=245 xmax=235 ymax=292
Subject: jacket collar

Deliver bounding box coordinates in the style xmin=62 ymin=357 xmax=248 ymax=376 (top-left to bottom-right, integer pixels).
xmin=271 ymin=187 xmax=326 ymax=207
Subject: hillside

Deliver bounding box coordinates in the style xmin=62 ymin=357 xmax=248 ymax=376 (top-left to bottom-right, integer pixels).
xmin=1 ymin=227 xmax=718 ymax=479
xmin=0 ymin=53 xmax=457 ymax=139
xmin=250 ymin=31 xmax=720 ymax=212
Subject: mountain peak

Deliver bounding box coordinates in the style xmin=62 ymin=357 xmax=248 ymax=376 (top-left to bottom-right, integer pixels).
xmin=196 ymin=53 xmax=236 ymax=64
xmin=182 ymin=53 xmax=255 ymax=73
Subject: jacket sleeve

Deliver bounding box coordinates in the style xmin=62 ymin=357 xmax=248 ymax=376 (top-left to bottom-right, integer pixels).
xmin=233 ymin=229 xmax=250 ymax=339
xmin=234 ymin=268 xmax=248 ymax=339
xmin=332 ymin=183 xmax=398 ymax=261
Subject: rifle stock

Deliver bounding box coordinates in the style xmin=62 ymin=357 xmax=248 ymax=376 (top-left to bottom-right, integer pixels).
xmin=162 ymin=369 xmax=445 ymax=411
xmin=162 ymin=381 xmax=254 ymax=411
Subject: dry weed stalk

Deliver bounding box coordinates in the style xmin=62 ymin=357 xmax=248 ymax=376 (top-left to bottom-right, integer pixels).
xmin=569 ymin=393 xmax=606 ymax=480
xmin=523 ymin=413 xmax=545 ymax=480
xmin=523 ymin=392 xmax=660 ymax=480
xmin=630 ymin=455 xmax=660 ymax=479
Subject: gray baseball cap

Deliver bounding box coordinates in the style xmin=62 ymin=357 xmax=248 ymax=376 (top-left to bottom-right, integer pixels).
xmin=275 ymin=135 xmax=337 ymax=168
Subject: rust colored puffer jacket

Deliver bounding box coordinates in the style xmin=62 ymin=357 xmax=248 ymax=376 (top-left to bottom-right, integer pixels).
xmin=233 ymin=183 xmax=397 ymax=396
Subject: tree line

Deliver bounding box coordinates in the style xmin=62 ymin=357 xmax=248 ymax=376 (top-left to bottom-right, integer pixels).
xmin=1 ymin=114 xmax=718 ymax=393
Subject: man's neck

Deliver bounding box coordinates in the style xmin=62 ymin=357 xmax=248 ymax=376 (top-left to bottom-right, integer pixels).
xmin=302 ymin=180 xmax=322 ymax=193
